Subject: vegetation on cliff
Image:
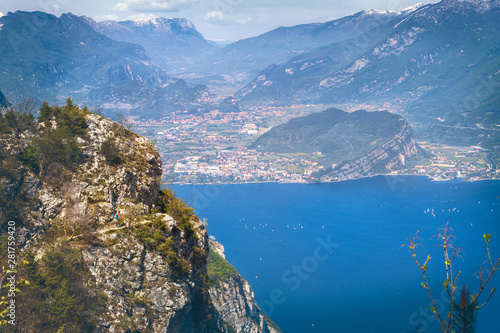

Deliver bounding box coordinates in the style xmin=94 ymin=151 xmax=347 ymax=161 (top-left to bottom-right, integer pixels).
xmin=207 ymin=248 xmax=239 ymax=285
xmin=0 ymin=99 xmax=279 ymax=333
xmin=0 ymin=243 xmax=106 ymax=332
xmin=23 ymin=100 xmax=90 ymax=178
xmin=0 ymin=106 xmax=38 ymax=222
xmin=0 ymin=99 xmax=206 ymax=331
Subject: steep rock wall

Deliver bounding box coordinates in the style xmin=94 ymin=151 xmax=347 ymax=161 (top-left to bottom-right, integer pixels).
xmin=1 ymin=109 xmax=280 ymax=333
xmin=319 ymin=121 xmax=419 ymax=182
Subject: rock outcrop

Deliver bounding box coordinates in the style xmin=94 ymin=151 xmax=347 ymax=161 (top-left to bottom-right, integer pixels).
xmin=319 ymin=121 xmax=419 ymax=182
xmin=0 ymin=103 xmax=280 ymax=333
xmin=208 ymin=241 xmax=280 ymax=333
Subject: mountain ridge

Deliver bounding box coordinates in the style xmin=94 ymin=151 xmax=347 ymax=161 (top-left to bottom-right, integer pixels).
xmin=180 ymin=6 xmax=422 ymax=90
xmin=0 ymin=11 xmax=218 ymax=118
xmin=252 ymin=108 xmax=420 ymax=181
xmin=236 ymin=0 xmax=500 ymax=149
xmin=95 ymin=17 xmax=218 ymax=74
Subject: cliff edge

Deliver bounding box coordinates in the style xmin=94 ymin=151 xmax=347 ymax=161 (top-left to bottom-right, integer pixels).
xmin=0 ymin=100 xmax=280 ymax=333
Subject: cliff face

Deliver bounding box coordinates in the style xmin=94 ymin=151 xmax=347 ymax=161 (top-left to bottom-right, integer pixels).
xmin=319 ymin=121 xmax=419 ymax=182
xmin=0 ymin=102 xmax=280 ymax=333
xmin=208 ymin=241 xmax=280 ymax=333
xmin=80 ymin=217 xmax=214 ymax=332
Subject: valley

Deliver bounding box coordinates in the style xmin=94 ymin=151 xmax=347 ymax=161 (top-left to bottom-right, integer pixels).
xmin=132 ymin=104 xmax=497 ymax=184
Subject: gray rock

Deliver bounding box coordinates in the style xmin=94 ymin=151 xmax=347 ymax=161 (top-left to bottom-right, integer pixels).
xmin=7 ymin=112 xmax=281 ymax=333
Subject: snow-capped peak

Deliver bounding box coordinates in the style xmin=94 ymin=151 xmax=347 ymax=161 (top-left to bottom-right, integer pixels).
xmin=401 ymin=3 xmax=426 ymax=13
xmin=364 ymin=9 xmax=396 ymax=15
xmin=361 ymin=3 xmax=425 ymax=18
xmin=178 ymin=18 xmax=194 ymax=30
xmin=132 ymin=17 xmax=163 ymax=26
xmin=130 ymin=17 xmax=195 ymax=31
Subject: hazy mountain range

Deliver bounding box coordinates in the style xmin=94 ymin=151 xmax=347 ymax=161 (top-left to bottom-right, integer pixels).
xmin=233 ymin=0 xmax=499 ymax=148
xmin=0 ymin=11 xmax=218 ymax=118
xmin=0 ymin=0 xmax=498 ymax=149
xmin=94 ymin=17 xmax=218 ymax=74
xmin=181 ymin=4 xmax=425 ymax=89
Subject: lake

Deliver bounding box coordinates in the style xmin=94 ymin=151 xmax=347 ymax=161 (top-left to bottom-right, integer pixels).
xmin=173 ymin=176 xmax=500 ymax=333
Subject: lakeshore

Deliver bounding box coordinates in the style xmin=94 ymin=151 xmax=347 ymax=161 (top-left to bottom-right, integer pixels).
xmin=132 ymin=106 xmax=498 ymax=186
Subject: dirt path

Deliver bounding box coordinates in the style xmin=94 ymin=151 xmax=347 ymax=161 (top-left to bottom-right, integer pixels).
xmin=71 ymin=214 xmax=174 ymax=239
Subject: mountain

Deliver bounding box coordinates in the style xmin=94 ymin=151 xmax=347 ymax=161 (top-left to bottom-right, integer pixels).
xmin=182 ymin=6 xmax=423 ymax=90
xmin=0 ymin=11 xmax=216 ymax=118
xmin=251 ymin=108 xmax=419 ymax=181
xmin=0 ymin=101 xmax=280 ymax=333
xmin=237 ymin=0 xmax=500 ymax=148
xmin=0 ymin=89 xmax=9 ymax=107
xmin=95 ymin=17 xmax=218 ymax=74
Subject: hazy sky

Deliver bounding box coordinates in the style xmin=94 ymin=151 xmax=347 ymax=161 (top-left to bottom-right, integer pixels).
xmin=0 ymin=0 xmax=438 ymax=41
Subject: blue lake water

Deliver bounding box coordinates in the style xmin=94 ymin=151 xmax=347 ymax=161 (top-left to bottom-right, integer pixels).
xmin=173 ymin=176 xmax=500 ymax=333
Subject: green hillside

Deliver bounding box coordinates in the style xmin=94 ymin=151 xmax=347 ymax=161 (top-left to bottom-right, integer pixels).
xmin=251 ymin=108 xmax=417 ymax=168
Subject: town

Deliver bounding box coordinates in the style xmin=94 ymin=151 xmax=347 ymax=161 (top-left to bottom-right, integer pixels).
xmin=132 ymin=105 xmax=499 ymax=185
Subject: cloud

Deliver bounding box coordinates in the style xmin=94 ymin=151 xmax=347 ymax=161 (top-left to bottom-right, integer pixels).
xmin=113 ymin=0 xmax=199 ymax=13
xmin=93 ymin=14 xmax=121 ymax=22
xmin=204 ymin=11 xmax=224 ymax=21
xmin=204 ymin=10 xmax=253 ymax=25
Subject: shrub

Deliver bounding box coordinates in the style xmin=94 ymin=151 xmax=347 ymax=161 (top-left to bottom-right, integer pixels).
xmin=0 ymin=152 xmax=31 ymax=223
xmin=19 ymin=141 xmax=40 ymax=174
xmin=25 ymin=99 xmax=91 ymax=178
xmin=133 ymin=217 xmax=175 ymax=262
xmin=155 ymin=188 xmax=198 ymax=240
xmin=206 ymin=248 xmax=238 ymax=285
xmin=0 ymin=243 xmax=105 ymax=332
xmin=100 ymin=138 xmax=122 ymax=165
xmin=0 ymin=105 xmax=36 ymax=134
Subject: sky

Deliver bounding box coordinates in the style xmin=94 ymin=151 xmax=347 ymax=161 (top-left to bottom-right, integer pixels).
xmin=0 ymin=0 xmax=438 ymax=41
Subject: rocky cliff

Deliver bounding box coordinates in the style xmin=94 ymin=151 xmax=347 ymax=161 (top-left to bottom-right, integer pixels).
xmin=319 ymin=120 xmax=419 ymax=182
xmin=0 ymin=100 xmax=280 ymax=333
xmin=207 ymin=240 xmax=280 ymax=333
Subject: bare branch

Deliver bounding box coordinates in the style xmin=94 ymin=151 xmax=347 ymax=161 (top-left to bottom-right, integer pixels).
xmin=406 ymin=222 xmax=499 ymax=333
